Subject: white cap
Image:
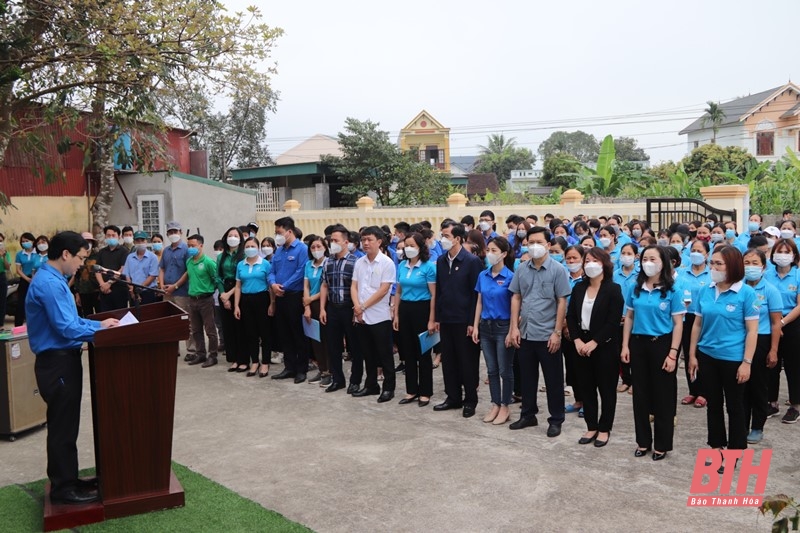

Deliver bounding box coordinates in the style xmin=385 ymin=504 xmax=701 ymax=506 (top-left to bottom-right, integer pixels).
xmin=763 ymin=226 xmax=781 ymax=238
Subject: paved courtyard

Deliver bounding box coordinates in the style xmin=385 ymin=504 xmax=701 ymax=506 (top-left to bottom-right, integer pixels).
xmin=2 ymin=345 xmax=798 ymax=532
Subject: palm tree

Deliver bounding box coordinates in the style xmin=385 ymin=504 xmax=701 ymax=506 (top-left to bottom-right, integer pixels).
xmin=701 ymin=101 xmax=726 ymax=144
xmin=478 ymin=133 xmax=516 ymax=155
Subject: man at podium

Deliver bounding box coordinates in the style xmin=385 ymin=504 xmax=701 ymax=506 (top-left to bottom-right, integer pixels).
xmin=25 ymin=231 xmax=120 ymax=505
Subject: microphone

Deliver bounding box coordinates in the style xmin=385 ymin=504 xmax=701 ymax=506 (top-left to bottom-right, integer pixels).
xmin=91 ymin=264 xmax=122 ymax=278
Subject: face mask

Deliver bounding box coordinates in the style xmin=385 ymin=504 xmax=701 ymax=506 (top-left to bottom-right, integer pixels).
xmin=187 ymin=247 xmax=199 ymax=257
xmin=261 ymin=246 xmax=274 ymax=257
xmin=642 ymin=261 xmax=662 ymax=277
xmin=599 ymin=237 xmax=612 ymax=248
xmin=347 ymin=243 xmax=356 ymax=252
xmin=135 ymin=243 xmax=147 ymax=252
xmin=274 ymin=234 xmax=286 ymax=247
xmin=657 ymin=239 xmax=669 ymax=247
xmin=689 ymin=252 xmax=706 ymax=266
xmin=671 ymin=243 xmax=684 ymax=252
xmin=710 ymin=233 xmax=724 ymax=243
xmin=710 ymin=269 xmax=727 ymax=283
xmin=479 ymin=221 xmax=492 ymax=232
xmin=404 ymin=247 xmax=419 ymax=259
xmin=106 ymin=238 xmax=119 ymax=248
xmin=391 ymin=236 xmax=399 ymax=244
xmin=748 ymin=221 xmax=760 ymax=233
xmin=486 ymin=252 xmax=504 ymax=266
xmin=725 ymin=229 xmax=736 ymax=240
xmin=620 ymin=255 xmax=635 ymax=267
xmin=689 ymin=231 xmax=697 ymax=239
xmin=773 ymin=253 xmax=794 ymax=267
xmin=517 ymin=229 xmax=527 ymax=239
xmin=168 ymin=234 xmax=181 ymax=244
xmin=767 ymin=238 xmax=776 ymax=249
xmin=528 ymin=243 xmax=547 ymax=259
xmin=697 ymin=235 xmax=710 ymax=242
xmin=244 ymin=247 xmax=259 ymax=258
xmin=396 ymin=249 xmax=404 ymax=259
xmin=123 ymin=236 xmax=134 ymax=245
xmin=329 ymin=242 xmax=342 ymax=255
xmin=781 ymin=229 xmax=795 ymax=239
xmin=566 ymin=262 xmax=582 ymax=273
xmin=227 ymin=236 xmax=240 ymax=248
xmin=632 ymin=229 xmax=642 ymax=238
xmin=744 ymin=266 xmax=763 ymax=282
xmin=152 ymin=242 xmax=163 ymax=252
xmin=211 ymin=250 xmax=220 ymax=258
xmin=584 ymin=262 xmax=603 ymax=278
xmin=312 ymin=249 xmax=325 ymax=260
xmin=427 ymin=240 xmax=436 ymax=249
xmin=440 ymin=237 xmax=453 ymax=252
xmin=37 ymin=243 xmax=48 ymax=252
xmin=21 ymin=241 xmax=32 ymax=250
xmin=550 ymin=253 xmax=564 ymax=263
xmin=250 ymin=232 xmax=256 ymax=239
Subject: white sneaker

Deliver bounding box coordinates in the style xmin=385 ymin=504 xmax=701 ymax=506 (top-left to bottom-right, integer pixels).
xmin=270 ymin=352 xmax=283 ymax=364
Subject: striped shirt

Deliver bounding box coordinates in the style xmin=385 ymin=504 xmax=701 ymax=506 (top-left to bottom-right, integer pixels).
xmin=322 ymin=252 xmax=357 ymax=305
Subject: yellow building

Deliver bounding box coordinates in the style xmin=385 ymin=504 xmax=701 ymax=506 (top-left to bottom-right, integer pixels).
xmin=398 ymin=110 xmax=450 ymax=172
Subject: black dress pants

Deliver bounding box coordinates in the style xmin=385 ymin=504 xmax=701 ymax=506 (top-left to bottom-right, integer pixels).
xmin=274 ymin=291 xmax=307 ymax=374
xmin=630 ymin=334 xmax=677 ymax=452
xmin=220 ymin=304 xmax=241 ymax=364
xmin=681 ymin=314 xmax=704 ymax=397
xmin=100 ymin=286 xmax=128 ymax=312
xmin=397 ymin=300 xmax=433 ymax=397
xmin=440 ymin=322 xmax=480 ymax=408
xmin=575 ymin=337 xmax=618 ymax=432
xmin=562 ymin=338 xmax=582 ymax=403
xmin=358 ymin=320 xmax=395 ymax=392
xmin=241 ymin=291 xmax=270 ymax=365
xmin=34 ymin=349 xmax=83 ymax=495
xmin=15 ymin=278 xmax=29 ymax=326
xmin=325 ymin=303 xmax=363 ymax=387
xmin=744 ymin=335 xmax=771 ymax=432
xmin=518 ymin=339 xmax=565 ymax=425
xmin=698 ymin=350 xmax=747 ymax=450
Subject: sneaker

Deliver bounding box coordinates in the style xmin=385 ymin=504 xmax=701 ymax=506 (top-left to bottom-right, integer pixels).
xmin=319 ymin=374 xmax=332 ymax=387
xmin=767 ymin=404 xmax=780 ymax=418
xmin=270 ymin=353 xmax=283 ymax=364
xmin=782 ymin=407 xmax=800 ymax=424
xmin=308 ymin=372 xmax=322 ymax=384
xmin=746 ymin=429 xmax=764 ymax=443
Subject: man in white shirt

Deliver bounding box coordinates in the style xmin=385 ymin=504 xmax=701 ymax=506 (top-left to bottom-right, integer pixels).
xmin=351 ymin=226 xmax=397 ymax=402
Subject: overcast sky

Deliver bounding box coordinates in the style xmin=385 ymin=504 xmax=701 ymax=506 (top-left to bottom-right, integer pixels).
xmin=224 ymin=0 xmax=799 ymax=165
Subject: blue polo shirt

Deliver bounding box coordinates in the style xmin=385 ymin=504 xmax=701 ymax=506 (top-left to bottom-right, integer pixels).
xmin=763 ymin=266 xmax=800 ymax=315
xmin=695 ymin=281 xmax=759 ymax=361
xmin=483 ymin=231 xmax=498 ymax=244
xmin=678 ymin=266 xmax=711 ymax=314
xmin=124 ymin=250 xmax=159 ymax=288
xmin=159 ymin=241 xmax=189 ymax=296
xmin=304 ymin=259 xmax=325 ymax=296
xmin=397 ymin=259 xmax=436 ymax=301
xmin=15 ymin=250 xmax=39 ymax=277
xmin=613 ymin=266 xmax=638 ymax=316
xmin=625 ymin=282 xmax=685 ymax=336
xmin=237 ymin=256 xmax=271 ymax=294
xmin=474 ymin=266 xmax=514 ymax=320
xmin=750 ymin=277 xmax=783 ymax=335
xmin=268 ymin=238 xmax=308 ymax=292
xmin=25 ymin=263 xmax=102 ymax=353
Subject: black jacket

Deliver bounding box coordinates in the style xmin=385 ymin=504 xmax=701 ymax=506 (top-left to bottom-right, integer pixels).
xmin=566 ymin=279 xmax=624 ymax=345
xmin=434 ymin=247 xmax=483 ymax=325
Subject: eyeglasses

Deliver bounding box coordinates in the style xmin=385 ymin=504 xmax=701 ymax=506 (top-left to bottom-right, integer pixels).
xmin=74 ymin=253 xmax=89 ymax=262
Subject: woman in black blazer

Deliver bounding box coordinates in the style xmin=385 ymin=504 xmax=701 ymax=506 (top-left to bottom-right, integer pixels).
xmin=566 ymin=247 xmax=624 ymax=447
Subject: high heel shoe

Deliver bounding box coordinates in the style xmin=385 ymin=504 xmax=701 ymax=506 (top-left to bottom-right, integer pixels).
xmin=259 ymin=364 xmax=270 ymax=378
xmin=492 ymin=405 xmax=510 ymax=425
xmin=634 ymin=447 xmax=651 ymax=458
xmin=246 ymin=364 xmax=259 ymax=377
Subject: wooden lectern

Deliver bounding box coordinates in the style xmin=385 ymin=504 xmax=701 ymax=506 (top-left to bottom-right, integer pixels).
xmin=43 ymin=301 xmax=190 ymax=531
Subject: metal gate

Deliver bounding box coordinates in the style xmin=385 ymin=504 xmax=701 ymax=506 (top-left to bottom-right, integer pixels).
xmin=646 ymin=198 xmax=736 ymax=232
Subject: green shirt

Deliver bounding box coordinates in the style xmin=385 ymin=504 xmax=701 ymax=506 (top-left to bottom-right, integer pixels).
xmin=185 ymin=254 xmax=220 ymax=297
xmin=0 ymin=251 xmax=10 ymax=275
xmin=218 ymin=252 xmax=238 ymax=286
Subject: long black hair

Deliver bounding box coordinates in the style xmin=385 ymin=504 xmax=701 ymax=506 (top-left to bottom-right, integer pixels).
xmin=487 ymin=236 xmax=516 ymax=270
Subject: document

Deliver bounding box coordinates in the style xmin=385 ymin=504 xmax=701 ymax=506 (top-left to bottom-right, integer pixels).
xmin=303 ymin=318 xmax=321 ymax=342
xmin=418 ymin=330 xmax=440 ymax=354
xmin=118 ymin=311 xmax=139 ymax=327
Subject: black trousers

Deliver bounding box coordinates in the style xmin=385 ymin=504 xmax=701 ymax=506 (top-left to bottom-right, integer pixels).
xmin=100 ymin=286 xmax=128 ymax=312
xmin=518 ymin=339 xmax=565 ymax=425
xmin=630 ymin=334 xmax=677 ymax=452
xmin=575 ymin=336 xmax=618 ymax=432
xmin=15 ymin=278 xmax=29 ymax=326
xmin=440 ymin=322 xmax=480 ymax=407
xmin=325 ymin=302 xmax=363 ymax=387
xmin=562 ymin=338 xmax=582 ymax=403
xmin=241 ymin=291 xmax=270 ymax=365
xmin=618 ymin=324 xmax=632 ymax=386
xmin=34 ymin=349 xmax=83 ymax=495
xmin=274 ymin=291 xmax=307 ymax=375
xmin=308 ymin=300 xmax=328 ymax=373
xmin=357 ymin=319 xmax=395 ymax=392
xmin=219 ymin=304 xmax=241 ymax=363
xmin=77 ymin=292 xmax=100 ymax=319
xmin=698 ymin=350 xmax=747 ymax=450
xmin=681 ymin=314 xmax=704 ymax=397
xmin=0 ymin=272 xmax=7 ymax=322
xmin=397 ymin=300 xmax=433 ymax=397
xmin=774 ymin=320 xmax=800 ymax=405
xmin=744 ymin=335 xmax=772 ymax=431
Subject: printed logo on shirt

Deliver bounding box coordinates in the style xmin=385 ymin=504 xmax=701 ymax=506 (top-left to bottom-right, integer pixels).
xmin=288 ymin=256 xmax=296 ymax=261
xmin=659 ymin=302 xmax=668 ymax=311
xmin=756 ymin=293 xmax=765 ymax=302
xmin=496 ymin=279 xmax=505 ymax=286
xmin=725 ymin=304 xmax=736 ymax=313
xmin=198 ymin=264 xmax=205 ymax=270
xmin=789 ymin=284 xmax=798 ymax=292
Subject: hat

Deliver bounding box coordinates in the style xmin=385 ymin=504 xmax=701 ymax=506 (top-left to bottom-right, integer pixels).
xmin=763 ymin=226 xmax=781 ymax=238
xmin=247 ymin=222 xmax=259 ymax=232
xmin=81 ymin=232 xmax=97 ymax=243
xmin=133 ymin=230 xmax=149 ymax=240
xmin=166 ymin=221 xmax=182 ymax=231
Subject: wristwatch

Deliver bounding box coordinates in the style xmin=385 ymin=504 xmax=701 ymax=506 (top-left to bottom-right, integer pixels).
xmin=553 ymin=330 xmax=562 ymax=337
xmin=743 ymin=358 xmax=752 ymax=364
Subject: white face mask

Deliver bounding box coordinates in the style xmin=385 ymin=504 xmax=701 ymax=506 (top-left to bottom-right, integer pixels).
xmin=226 ymin=236 xmax=240 ymax=248
xmin=347 ymin=242 xmax=356 ymax=252
xmin=767 ymin=238 xmax=776 ymax=249
xmin=710 ymin=233 xmax=724 ymax=243
xmin=123 ymin=236 xmax=134 ymax=245
xmin=773 ymin=253 xmax=794 ymax=267
xmin=566 ymin=262 xmax=582 ymax=273
xmin=516 ymin=229 xmax=527 ymax=239
xmin=274 ymin=233 xmax=286 ymax=247
xmin=396 ymin=249 xmax=404 ymax=259
xmin=440 ymin=237 xmax=454 ymax=251
xmin=642 ymin=261 xmax=662 ymax=278
xmin=135 ymin=243 xmax=147 ymax=252
xmin=486 ymin=252 xmax=504 ymax=266
xmin=168 ymin=234 xmax=181 ymax=244
xmin=479 ymin=221 xmax=492 ymax=232
xmin=312 ymin=249 xmax=325 ymax=260
xmin=261 ymin=246 xmax=274 ymax=257
xmin=329 ymin=242 xmax=342 ymax=255
xmin=404 ymin=246 xmax=419 ymax=259
xmin=599 ymin=237 xmax=612 ymax=248
xmin=620 ymin=255 xmax=635 ymax=267
xmin=37 ymin=243 xmax=48 ymax=252
xmin=528 ymin=243 xmax=547 ymax=259
xmin=584 ymin=261 xmax=603 ymax=279
xmin=427 ymin=240 xmax=436 ymax=249
xmin=710 ymin=269 xmax=727 ymax=283
xmin=780 ymin=229 xmax=795 ymax=239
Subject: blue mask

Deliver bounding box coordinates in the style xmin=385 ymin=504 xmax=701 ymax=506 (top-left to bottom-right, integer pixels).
xmin=152 ymin=243 xmax=163 ymax=252
xmin=391 ymin=236 xmax=399 ymax=244
xmin=748 ymin=221 xmax=760 ymax=233
xmin=106 ymin=238 xmax=119 ymax=248
xmin=744 ymin=266 xmax=763 ymax=282
xmin=689 ymin=252 xmax=706 ymax=266
xmin=725 ymin=229 xmax=736 ymax=240
xmin=671 ymin=243 xmax=684 ymax=252
xmin=550 ymin=254 xmax=564 ymax=263
xmin=187 ymin=247 xmax=199 ymax=257
xmin=21 ymin=241 xmax=32 ymax=250
xmin=244 ymin=247 xmax=259 ymax=258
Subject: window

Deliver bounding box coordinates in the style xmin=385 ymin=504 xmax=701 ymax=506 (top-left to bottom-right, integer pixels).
xmin=693 ymin=140 xmax=699 ymax=149
xmin=137 ymin=194 xmax=164 ymax=236
xmin=756 ymin=132 xmax=774 ymax=156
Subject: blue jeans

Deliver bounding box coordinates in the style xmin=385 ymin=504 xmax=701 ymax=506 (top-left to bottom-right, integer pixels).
xmin=479 ymin=319 xmax=514 ymax=406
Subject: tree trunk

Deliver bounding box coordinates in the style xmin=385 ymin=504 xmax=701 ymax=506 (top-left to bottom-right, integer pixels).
xmin=91 ymin=144 xmax=115 ymax=238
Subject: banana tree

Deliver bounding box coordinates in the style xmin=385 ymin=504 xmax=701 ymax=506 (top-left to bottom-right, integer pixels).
xmin=569 ymin=135 xmax=628 ymax=197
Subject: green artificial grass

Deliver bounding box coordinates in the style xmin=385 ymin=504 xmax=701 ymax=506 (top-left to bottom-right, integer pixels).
xmin=1 ymin=463 xmax=312 ymax=532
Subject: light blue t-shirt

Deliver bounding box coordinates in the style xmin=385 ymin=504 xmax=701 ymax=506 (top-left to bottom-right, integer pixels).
xmin=750 ymin=277 xmax=783 ymax=335
xmin=678 ymin=266 xmax=711 ymax=315
xmin=763 ymin=266 xmax=800 ymax=315
xmin=474 ymin=266 xmax=513 ymax=320
xmin=695 ymin=282 xmax=759 ymax=361
xmin=236 ymin=257 xmax=271 ymax=294
xmin=396 ymin=259 xmax=436 ymax=302
xmin=625 ymin=282 xmax=685 ymax=336
xmin=613 ymin=266 xmax=638 ymax=317
xmin=304 ymin=259 xmax=325 ymax=297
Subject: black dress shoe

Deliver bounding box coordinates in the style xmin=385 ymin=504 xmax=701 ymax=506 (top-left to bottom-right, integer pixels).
xmin=418 ymin=399 xmax=430 ymax=407
xmin=594 ymin=437 xmax=609 ymax=448
xmin=398 ymin=395 xmax=419 ymax=405
xmin=652 ymin=451 xmax=668 ymax=461
xmin=377 ymin=391 xmax=394 ymax=403
xmin=634 ymin=447 xmax=651 ymax=458
xmin=578 ymin=432 xmax=598 ymax=445
xmin=509 ymin=416 xmax=538 ymax=430
xmin=76 ymin=477 xmax=99 ymax=490
xmin=352 ymin=387 xmax=380 ymax=397
xmin=227 ymin=366 xmax=239 ymax=373
xmin=294 ymin=373 xmax=307 ymax=384
xmin=346 ymin=383 xmax=360 ymax=394
xmin=462 ymin=406 xmax=476 ymax=418
xmin=50 ymin=488 xmax=99 ymax=505
xmin=546 ymin=423 xmax=562 ymax=438
xmin=325 ymin=381 xmax=345 ymax=393
xmin=433 ymin=400 xmax=462 ymax=411
xmin=271 ymin=369 xmax=295 ymax=380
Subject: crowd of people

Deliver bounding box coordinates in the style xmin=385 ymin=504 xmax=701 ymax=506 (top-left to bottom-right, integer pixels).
xmin=10 ymin=208 xmax=800 ymax=464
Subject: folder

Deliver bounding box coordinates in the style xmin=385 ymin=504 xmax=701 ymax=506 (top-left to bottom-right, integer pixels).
xmin=303 ymin=318 xmax=321 ymax=342
xmin=418 ymin=330 xmax=440 ymax=354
